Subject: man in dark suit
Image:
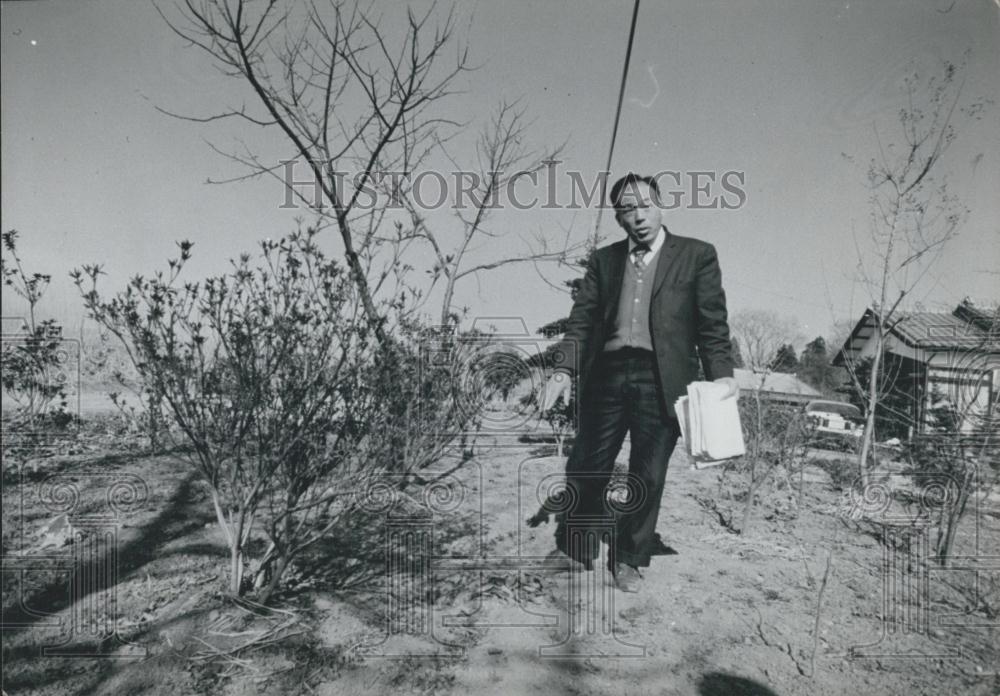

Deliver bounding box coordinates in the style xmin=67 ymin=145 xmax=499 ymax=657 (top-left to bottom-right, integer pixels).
xmin=542 ymin=173 xmax=737 ymax=592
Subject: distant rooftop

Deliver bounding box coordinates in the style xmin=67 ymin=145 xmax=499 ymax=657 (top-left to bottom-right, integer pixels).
xmin=891 ymin=309 xmax=998 ymax=350
xmin=836 ymin=300 xmax=999 ymax=364
xmin=733 ymin=369 xmax=821 ymax=397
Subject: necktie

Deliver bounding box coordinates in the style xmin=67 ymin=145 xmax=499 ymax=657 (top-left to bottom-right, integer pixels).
xmin=632 ymin=244 xmax=649 ymax=273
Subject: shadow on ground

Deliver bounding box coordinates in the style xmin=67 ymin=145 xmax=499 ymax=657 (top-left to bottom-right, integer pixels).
xmin=698 ymin=671 xmax=780 ymax=695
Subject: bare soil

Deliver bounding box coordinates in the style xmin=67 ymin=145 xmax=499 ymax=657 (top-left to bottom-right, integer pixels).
xmin=2 ymin=421 xmax=997 ymax=696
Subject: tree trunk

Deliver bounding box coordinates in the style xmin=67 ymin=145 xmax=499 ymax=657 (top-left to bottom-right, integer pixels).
xmin=936 ymin=461 xmax=973 ymax=567
xmin=258 ymin=554 xmax=289 ymax=606
xmin=147 ymin=391 xmax=162 ymax=453
xmin=740 ymin=491 xmax=753 ymax=535
xmin=858 ymin=327 xmax=885 ymax=489
xmin=209 ymin=488 xmax=246 ymax=596
xmin=230 ymin=544 xmax=245 ymax=595
xmin=341 ymin=241 xmax=387 ymax=345
xmin=440 ymin=274 xmax=457 ymax=328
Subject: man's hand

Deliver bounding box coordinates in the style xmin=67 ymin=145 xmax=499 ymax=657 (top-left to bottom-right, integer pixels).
xmin=714 ymin=376 xmax=739 ymax=399
xmin=542 ymin=371 xmax=572 ymax=411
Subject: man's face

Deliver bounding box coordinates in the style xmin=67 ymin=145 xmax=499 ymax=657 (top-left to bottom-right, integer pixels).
xmin=615 ymin=181 xmax=663 ymax=246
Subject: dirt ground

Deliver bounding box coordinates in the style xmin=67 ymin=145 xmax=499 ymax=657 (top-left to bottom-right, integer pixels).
xmin=2 ymin=419 xmax=998 ymax=696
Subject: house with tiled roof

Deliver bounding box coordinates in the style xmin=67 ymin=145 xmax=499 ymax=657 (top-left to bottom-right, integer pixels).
xmin=833 ymin=300 xmax=999 ymax=436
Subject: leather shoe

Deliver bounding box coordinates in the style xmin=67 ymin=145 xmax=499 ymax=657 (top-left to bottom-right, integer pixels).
xmin=610 ymin=563 xmax=642 ymax=593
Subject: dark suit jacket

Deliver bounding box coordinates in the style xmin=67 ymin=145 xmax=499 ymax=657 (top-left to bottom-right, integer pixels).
xmin=555 ymin=229 xmax=734 ymax=417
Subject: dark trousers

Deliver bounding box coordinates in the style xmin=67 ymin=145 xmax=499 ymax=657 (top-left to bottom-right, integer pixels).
xmin=555 ymin=348 xmax=679 ymax=568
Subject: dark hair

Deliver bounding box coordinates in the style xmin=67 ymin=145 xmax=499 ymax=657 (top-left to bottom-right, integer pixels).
xmin=609 ymin=173 xmax=660 ymax=209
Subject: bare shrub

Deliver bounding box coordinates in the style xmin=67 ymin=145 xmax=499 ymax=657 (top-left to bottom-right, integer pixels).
xmin=74 ymin=229 xmax=480 ymax=602
xmin=726 ymin=396 xmax=810 ymax=534
xmin=1 ymin=230 xmax=69 ymax=424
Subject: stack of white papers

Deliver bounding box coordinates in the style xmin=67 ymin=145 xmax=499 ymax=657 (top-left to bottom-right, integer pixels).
xmin=675 ymin=381 xmax=745 ymax=469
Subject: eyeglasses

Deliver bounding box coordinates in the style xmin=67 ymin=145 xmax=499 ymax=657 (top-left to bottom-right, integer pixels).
xmin=617 ymin=203 xmax=652 ymax=216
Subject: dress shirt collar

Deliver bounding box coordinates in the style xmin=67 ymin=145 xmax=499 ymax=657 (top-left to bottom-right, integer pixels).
xmin=628 ymin=226 xmax=666 ymax=258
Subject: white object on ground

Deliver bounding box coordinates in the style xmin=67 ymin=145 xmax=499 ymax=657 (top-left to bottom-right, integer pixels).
xmin=38 ymin=513 xmax=75 ymax=548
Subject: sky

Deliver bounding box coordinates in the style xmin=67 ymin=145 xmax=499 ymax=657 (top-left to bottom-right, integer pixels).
xmin=2 ymin=0 xmax=999 ymax=348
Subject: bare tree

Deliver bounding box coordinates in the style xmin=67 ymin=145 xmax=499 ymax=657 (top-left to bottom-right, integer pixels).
xmin=158 ymin=0 xmax=472 ymax=342
xmin=158 ymin=2 xmax=580 ymax=333
xmin=729 ymin=307 xmax=802 ymax=473
xmin=730 ymin=310 xmax=801 ymax=377
xmin=842 ymin=57 xmax=990 ymax=483
xmin=390 ymin=100 xmax=578 ymax=326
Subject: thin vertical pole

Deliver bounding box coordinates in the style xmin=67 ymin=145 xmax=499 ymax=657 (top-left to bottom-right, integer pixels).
xmin=594 ymin=0 xmax=641 ymax=240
